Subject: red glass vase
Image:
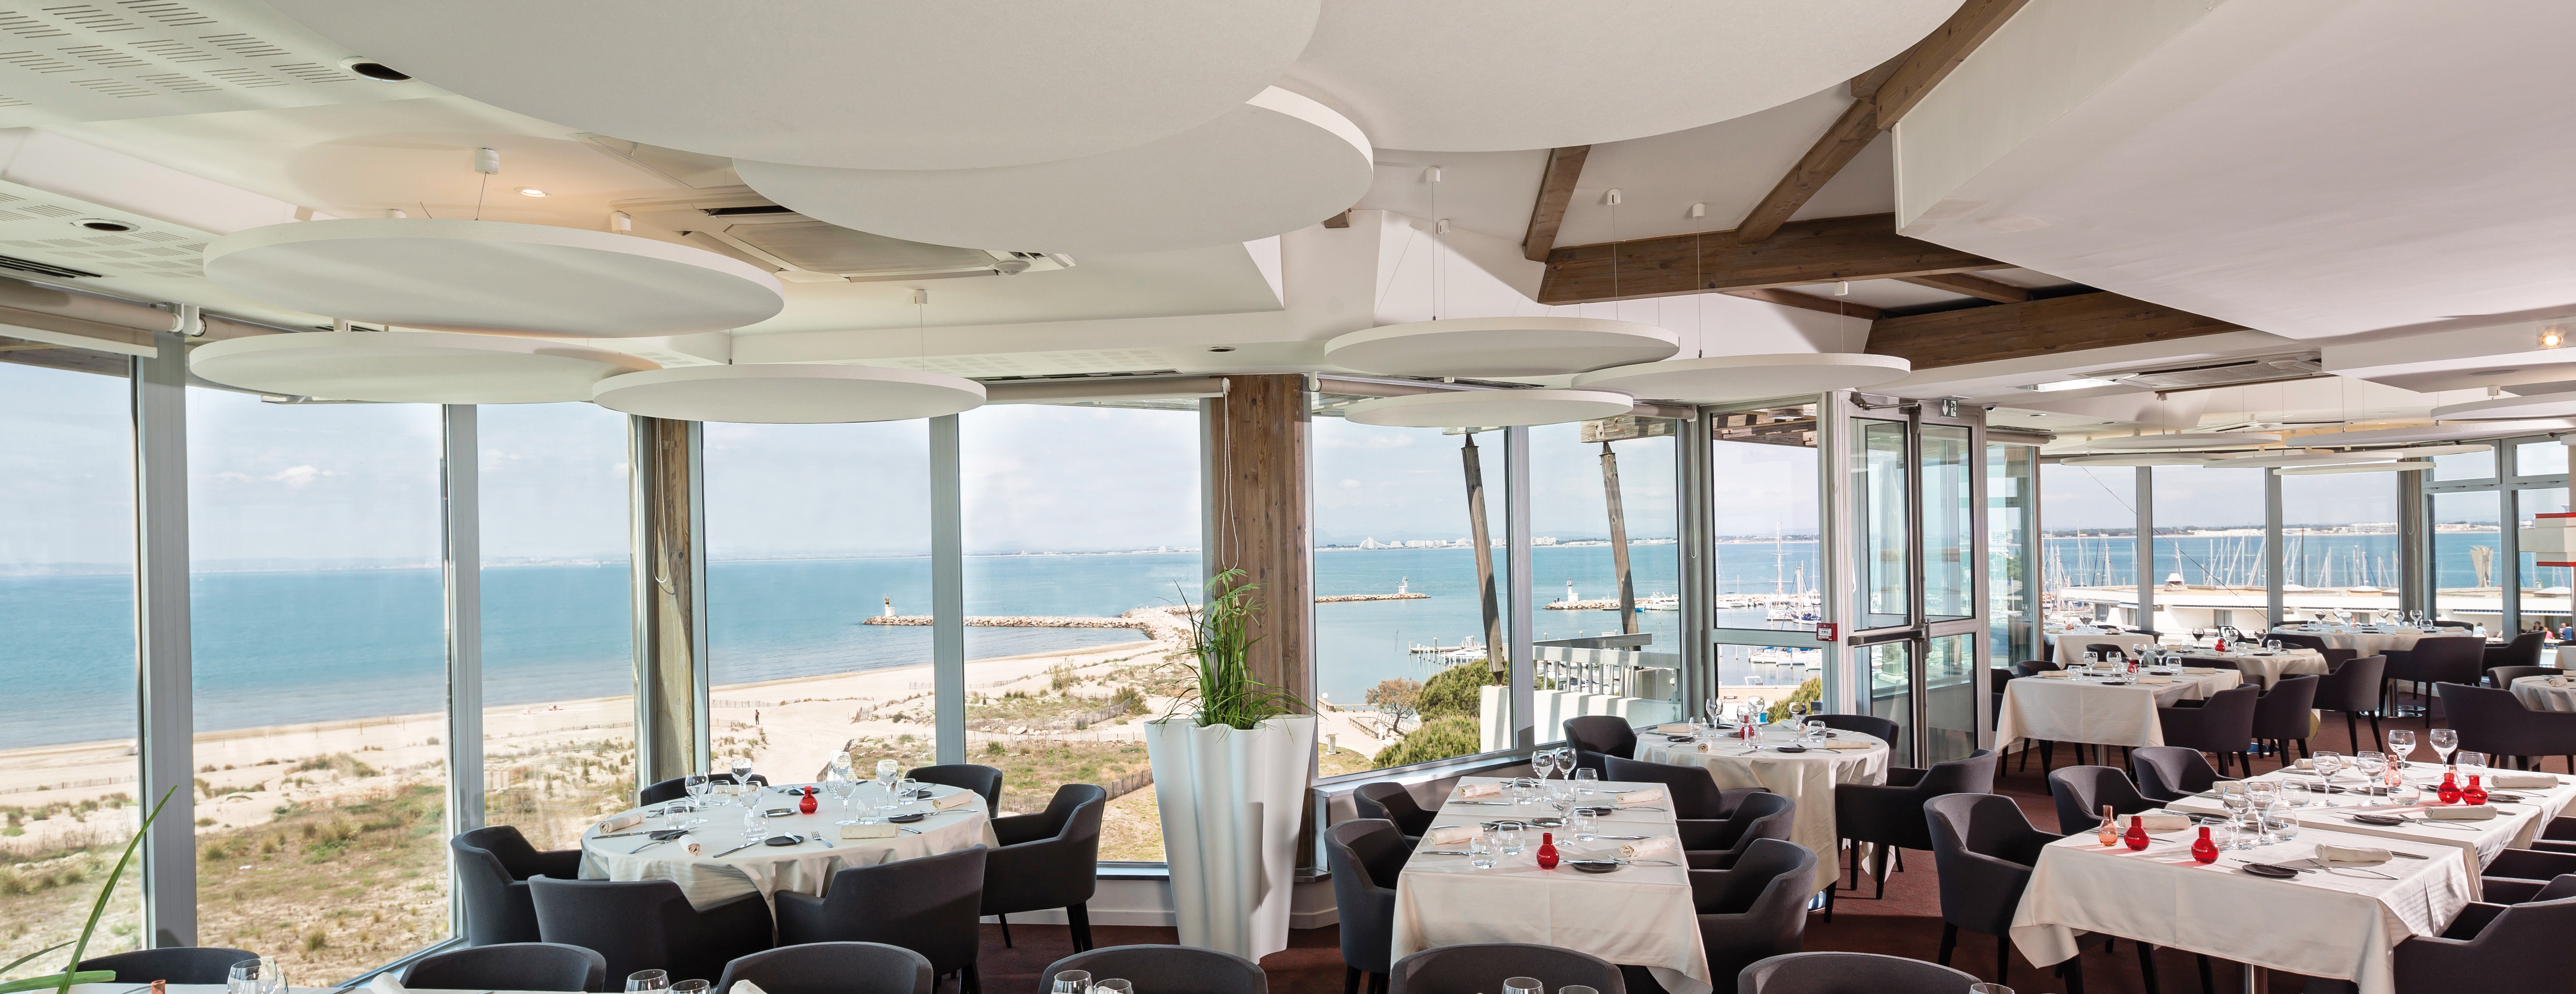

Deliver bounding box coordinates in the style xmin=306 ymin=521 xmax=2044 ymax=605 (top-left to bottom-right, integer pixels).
xmin=2436 ymin=771 xmax=2462 ymax=805
xmin=2124 ymin=815 xmax=2150 ymax=851
xmin=798 ymin=789 xmax=819 ymax=815
xmin=2462 ymin=775 xmax=2487 ymax=806
xmin=1536 ymin=832 xmax=1560 ymax=870
xmin=2190 ymin=826 xmax=2219 ymax=864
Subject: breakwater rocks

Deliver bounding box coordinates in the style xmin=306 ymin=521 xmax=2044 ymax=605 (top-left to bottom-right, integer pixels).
xmin=864 ymin=604 xmax=1191 ymax=642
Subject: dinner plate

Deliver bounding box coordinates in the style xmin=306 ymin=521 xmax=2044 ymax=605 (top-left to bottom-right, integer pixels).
xmin=888 ymin=812 xmax=928 ymax=824
xmin=1565 ymin=859 xmax=1622 ymax=874
xmin=763 ymin=834 xmax=805 ymax=846
xmin=2240 ymin=863 xmax=2300 ymax=878
xmin=2348 ymin=813 xmax=2408 ymax=826
xmin=1772 ymin=745 xmax=1809 ymax=753
xmin=762 ymin=808 xmax=797 ymax=818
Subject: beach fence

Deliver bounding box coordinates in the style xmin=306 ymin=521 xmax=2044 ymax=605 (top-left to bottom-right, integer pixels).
xmin=0 ymin=774 xmax=134 ymax=797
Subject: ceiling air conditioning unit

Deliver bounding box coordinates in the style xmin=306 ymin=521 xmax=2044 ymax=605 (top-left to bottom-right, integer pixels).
xmin=2092 ymin=353 xmax=2324 ymax=391
xmin=610 ymin=188 xmax=1073 ymax=284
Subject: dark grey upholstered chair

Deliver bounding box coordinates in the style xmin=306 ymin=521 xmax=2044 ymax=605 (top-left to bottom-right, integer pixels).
xmin=777 ymin=845 xmax=987 ymax=994
xmin=981 ymin=782 xmax=1107 ymax=950
xmin=2390 ymin=895 xmax=2576 ymax=993
xmin=2489 ymin=665 xmax=2556 ymax=689
xmin=1988 ymin=669 xmax=2011 ymax=730
xmin=1044 ymin=945 xmax=1268 ymax=994
xmin=1682 ymin=790 xmax=1795 ymax=871
xmin=1826 ymin=749 xmax=1997 ymax=917
xmin=2011 ymin=660 xmax=2062 ymax=677
xmin=2271 ymin=632 xmax=2330 ymax=655
xmin=1352 ymin=782 xmax=1437 ymax=842
xmin=528 ymin=876 xmax=772 ymax=985
xmin=2477 ymin=850 xmax=2576 ymax=906
xmin=1737 ymin=951 xmax=1980 ymax=994
xmin=401 ymin=942 xmax=605 ymax=993
xmin=1693 ymin=838 xmax=1815 ymax=982
xmin=2155 ymin=684 xmax=2260 ymax=776
xmin=1604 ymin=754 xmax=1764 ymax=821
xmin=1813 ymin=713 xmax=1898 ymax=744
xmin=1324 ymin=819 xmax=1405 ymax=994
xmin=2252 ymin=673 xmax=2322 ymax=767
xmin=2482 ymin=873 xmax=2576 ymax=906
xmin=2317 ymin=655 xmax=2387 ymax=749
xmin=2437 ymin=681 xmax=2576 ymax=772
xmin=2131 ymin=745 xmax=2222 ymax=802
xmin=452 ymin=824 xmax=584 ymax=946
xmin=75 ymin=947 xmax=259 ymax=984
xmin=1564 ymin=714 xmax=1640 ymax=759
xmin=2432 ymin=619 xmax=2476 ymax=629
xmin=2388 ymin=636 xmax=2484 ymax=715
xmin=1389 ymin=943 xmax=1624 ymax=994
xmin=2047 ymin=765 xmax=2155 ymax=836
xmin=2005 ymin=665 xmax=2070 ymax=772
xmin=2485 ymin=630 xmax=2546 ymax=672
xmin=909 ymin=763 xmax=1004 ymax=812
xmin=638 ymin=772 xmax=769 ymax=806
xmin=1926 ymin=793 xmax=2159 ymax=994
xmin=716 ymin=942 xmax=935 ymax=994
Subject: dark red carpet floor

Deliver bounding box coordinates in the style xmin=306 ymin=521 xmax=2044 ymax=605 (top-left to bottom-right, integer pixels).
xmin=977 ymin=696 xmax=2512 ymax=994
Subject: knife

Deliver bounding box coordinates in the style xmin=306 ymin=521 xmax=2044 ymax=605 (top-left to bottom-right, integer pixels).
xmin=712 ymin=841 xmax=762 ymax=858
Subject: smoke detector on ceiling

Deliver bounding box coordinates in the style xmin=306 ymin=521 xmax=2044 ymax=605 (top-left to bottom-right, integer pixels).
xmin=611 ymin=188 xmax=1073 ymax=283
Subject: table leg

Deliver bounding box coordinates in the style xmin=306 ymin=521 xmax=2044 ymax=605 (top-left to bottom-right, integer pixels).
xmin=2239 ymin=962 xmax=2262 ymax=994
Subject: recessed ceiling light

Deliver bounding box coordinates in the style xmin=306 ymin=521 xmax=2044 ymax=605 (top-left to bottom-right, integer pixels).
xmin=337 ymin=56 xmax=411 ymax=82
xmin=2021 ymin=377 xmax=2117 ymax=393
xmin=516 ymin=187 xmax=547 ymax=198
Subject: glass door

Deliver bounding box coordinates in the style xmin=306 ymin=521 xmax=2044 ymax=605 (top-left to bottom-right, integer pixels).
xmin=1830 ymin=397 xmax=1989 ymax=766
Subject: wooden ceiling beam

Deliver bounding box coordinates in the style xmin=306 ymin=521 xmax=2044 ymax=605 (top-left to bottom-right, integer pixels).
xmin=1520 ymin=145 xmax=1591 ymax=261
xmin=1865 ymin=291 xmax=2241 ymax=370
xmin=1896 ymin=272 xmax=2029 ymax=303
xmin=1734 ymin=0 xmax=2032 ymax=244
xmin=1537 ymin=212 xmax=2007 ymax=305
xmin=1723 ymin=289 xmax=1882 ymax=321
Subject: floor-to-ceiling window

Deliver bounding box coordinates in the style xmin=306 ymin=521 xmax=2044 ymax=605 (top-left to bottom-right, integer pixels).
xmin=0 ymin=361 xmax=140 ymax=975
xmin=1527 ymin=417 xmax=1685 ymax=742
xmin=2513 ymin=441 xmax=2571 ymax=634
xmin=477 ymin=404 xmax=635 ymax=851
xmin=958 ymin=403 xmax=1198 ymax=862
xmin=187 ymin=390 xmax=448 ymax=977
xmin=703 ymin=421 xmax=934 ymax=803
xmin=1311 ymin=405 xmax=1514 ymax=771
xmin=2280 ymin=469 xmax=2399 ymax=625
xmin=2149 ymin=465 xmax=2270 ymax=634
xmin=1988 ymin=443 xmax=2038 ymax=664
xmin=1706 ymin=404 xmax=1822 ymax=713
xmin=2429 ymin=447 xmax=2505 ymax=629
xmin=2041 ymin=462 xmax=2142 ymax=629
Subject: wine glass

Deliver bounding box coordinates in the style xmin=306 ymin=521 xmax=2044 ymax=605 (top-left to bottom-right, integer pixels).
xmin=626 ymin=970 xmax=671 ymax=993
xmin=1531 ymin=750 xmax=1559 ymax=782
xmin=2216 ymin=786 xmax=2254 ymax=849
xmin=2458 ymin=751 xmax=2488 ymax=786
xmin=672 ymin=981 xmax=712 ymax=994
xmin=2242 ymin=781 xmax=2280 ymax=844
xmin=1787 ymin=700 xmax=1810 ymax=727
xmin=1703 ymin=697 xmax=1722 ymax=727
xmin=729 ymin=754 xmax=756 ymax=803
xmin=683 ymin=773 xmax=712 ymax=824
xmin=2429 ymin=728 xmax=2458 ymax=768
xmin=826 ymin=768 xmax=860 ymax=825
xmin=1095 ymin=981 xmax=1134 ymax=994
xmin=227 ymin=959 xmax=284 ymax=994
xmin=2312 ymin=750 xmax=2342 ymax=789
xmin=876 ymin=758 xmax=900 ymax=789
xmin=2386 ymin=729 xmax=2416 ymax=770
xmin=1051 ymin=970 xmax=1093 ymax=994
xmin=2354 ymin=751 xmax=2387 ymax=795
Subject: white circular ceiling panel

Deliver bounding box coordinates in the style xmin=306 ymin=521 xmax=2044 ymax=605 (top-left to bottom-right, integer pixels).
xmin=1342 ymin=389 xmax=1634 ymax=428
xmin=2278 ymin=462 xmax=2438 ymax=476
xmin=1279 ymin=0 xmax=1959 ymax=150
xmin=189 ymin=331 xmax=657 ymax=404
xmin=1325 ymin=317 xmax=1678 ymax=377
xmin=737 ymin=88 xmax=1372 ymax=255
xmin=1570 ymin=353 xmax=1910 ymax=403
xmin=2060 ymin=454 xmax=2216 ymax=467
xmin=2199 ymin=450 xmax=2394 ymax=469
xmin=268 ymin=0 xmax=1320 ymax=169
xmin=589 ymin=365 xmax=985 ymax=424
xmin=2081 ymin=432 xmax=2283 ymax=451
xmin=2430 ymin=391 xmax=2576 ymax=420
xmin=2294 ymin=421 xmax=2576 ymax=446
xmin=205 ymin=219 xmax=784 ymax=337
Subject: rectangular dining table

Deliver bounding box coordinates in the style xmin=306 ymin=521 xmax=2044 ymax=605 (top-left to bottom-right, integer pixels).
xmin=1996 ymin=668 xmax=2242 ymax=752
xmin=2163 ymin=765 xmax=2576 ymax=899
xmin=1389 ymin=776 xmax=1713 ymax=994
xmin=2010 ymin=822 xmax=2473 ymax=994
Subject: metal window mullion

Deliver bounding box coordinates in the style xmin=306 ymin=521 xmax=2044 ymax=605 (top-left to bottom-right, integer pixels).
xmin=931 ymin=416 xmax=966 ymax=765
xmin=1676 ymin=411 xmax=1715 ymax=715
xmin=131 ymin=330 xmax=193 ymax=948
xmin=1505 ymin=426 xmax=1533 ymax=749
xmin=439 ymin=405 xmax=483 ymax=942
xmin=2136 ymin=467 xmax=2155 ymax=633
xmin=1817 ymin=395 xmax=1853 ymax=715
xmin=2265 ymin=468 xmax=2285 ymax=626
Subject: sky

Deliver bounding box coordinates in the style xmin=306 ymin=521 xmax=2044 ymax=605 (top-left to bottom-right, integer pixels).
xmin=0 ymin=361 xmax=2471 ymax=569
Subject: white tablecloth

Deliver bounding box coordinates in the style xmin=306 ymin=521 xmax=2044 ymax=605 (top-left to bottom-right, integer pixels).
xmin=2555 ymin=645 xmax=2576 ymax=670
xmin=67 ymin=988 xmax=560 ymax=994
xmin=579 ymin=781 xmax=997 ymax=908
xmin=1633 ymin=731 xmax=1889 ymax=888
xmin=1996 ymin=669 xmax=2242 ymax=750
xmin=2010 ymin=824 xmax=2473 ymax=994
xmin=2176 ymin=648 xmax=2330 ymax=687
xmin=1392 ymin=776 xmax=1713 ymax=994
xmin=2051 ymin=629 xmax=2160 ymax=664
xmin=2273 ymin=625 xmax=2433 ymax=657
xmin=2165 ymin=766 xmax=2576 ymax=900
xmin=2511 ymin=674 xmax=2576 ymax=713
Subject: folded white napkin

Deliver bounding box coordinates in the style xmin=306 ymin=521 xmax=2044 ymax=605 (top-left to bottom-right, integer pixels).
xmin=933 ymin=791 xmax=974 ymax=811
xmin=1820 ymin=740 xmax=1877 ymax=751
xmin=2182 ymin=667 xmax=2218 ymax=674
xmin=2294 ymin=758 xmax=2317 ymax=770
xmin=2136 ymin=677 xmax=2174 ymax=686
xmin=1457 ymin=782 xmax=1501 ymax=799
xmin=1618 ymin=836 xmax=1681 ymax=860
xmin=1656 ymin=723 xmax=1696 ymax=735
xmin=2491 ymin=773 xmax=2559 ymax=789
xmin=841 ymin=824 xmax=896 ymax=839
xmin=1424 ymin=825 xmax=1476 ymax=846
xmin=597 ymin=811 xmax=645 ymax=834
xmin=1616 ymin=787 xmax=1665 ymax=805
xmin=2036 ymin=671 xmax=2071 ymax=679
xmin=731 ymin=982 xmax=771 ymax=994
xmin=2316 ymin=844 xmax=2392 ymax=866
xmin=2210 ymin=780 xmax=2244 ymax=793
xmin=367 ymin=973 xmax=406 ymax=994
xmin=2132 ymin=814 xmax=2191 ymax=833
xmin=2426 ymin=804 xmax=2496 ymax=820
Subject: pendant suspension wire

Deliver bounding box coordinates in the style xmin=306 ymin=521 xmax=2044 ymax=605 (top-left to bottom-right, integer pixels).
xmin=914 ymin=287 xmax=928 ymax=359
xmin=474 ymin=171 xmax=488 ymax=221
xmin=1430 ymin=164 xmax=1443 ymax=321
xmin=1692 ymin=201 xmax=1704 ymax=359
xmin=1608 ymin=193 xmax=1620 ymax=319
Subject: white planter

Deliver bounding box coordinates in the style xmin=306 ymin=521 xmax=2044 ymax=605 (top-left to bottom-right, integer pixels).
xmin=1143 ymin=713 xmax=1318 ymax=960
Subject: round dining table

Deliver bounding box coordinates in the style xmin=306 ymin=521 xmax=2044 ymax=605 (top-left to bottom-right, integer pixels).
xmin=2271 ymin=624 xmax=2439 ymax=657
xmin=2511 ymin=674 xmax=2576 ymax=713
xmin=577 ymin=780 xmax=997 ymax=908
xmin=2174 ymin=646 xmax=2329 ymax=687
xmin=1633 ymin=728 xmax=1889 ymax=888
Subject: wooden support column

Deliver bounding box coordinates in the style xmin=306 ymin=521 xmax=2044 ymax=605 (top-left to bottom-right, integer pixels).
xmin=1464 ymin=434 xmax=1505 ymax=676
xmin=1204 ymin=375 xmax=1313 ymax=707
xmin=1601 ymin=443 xmax=1639 ymax=635
xmin=631 ymin=416 xmax=707 ymax=785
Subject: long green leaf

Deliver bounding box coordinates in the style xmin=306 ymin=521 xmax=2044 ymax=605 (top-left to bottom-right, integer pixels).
xmin=0 ymin=943 xmax=68 ymax=977
xmin=0 ymin=971 xmax=111 ymax=993
xmin=52 ymin=787 xmax=173 ymax=994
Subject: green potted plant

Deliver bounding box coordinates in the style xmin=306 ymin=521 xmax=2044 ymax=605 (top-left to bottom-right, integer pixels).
xmin=1143 ymin=569 xmax=1316 ymax=960
xmin=3 ymin=789 xmax=175 ymax=994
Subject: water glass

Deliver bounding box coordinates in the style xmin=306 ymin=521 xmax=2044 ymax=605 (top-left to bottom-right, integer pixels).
xmin=1508 ymin=777 xmax=1537 ymax=806
xmin=627 ymin=970 xmax=672 ymax=992
xmin=2354 ymin=752 xmax=2387 ymax=795
xmin=729 ymin=754 xmax=756 ymax=800
xmin=1095 ymin=981 xmax=1134 ymax=994
xmin=2459 ymin=751 xmax=2488 ymax=783
xmin=2430 ymin=728 xmax=2459 ymax=767
xmin=672 ymin=982 xmax=712 ymax=994
xmin=743 ymin=806 xmax=769 ymax=843
xmin=1495 ymin=819 xmax=1527 ymax=856
xmin=1970 ymin=985 xmax=2016 ymax=994
xmin=1572 ymin=768 xmax=1599 ymax=796
xmin=1051 ymin=970 xmax=1093 ymax=994
xmin=1570 ymin=806 xmax=1600 ymax=842
xmin=877 ymin=757 xmax=901 ymax=787
xmin=228 ymin=959 xmax=284 ymax=994
xmin=895 ymin=777 xmax=924 ymax=814
xmin=1469 ymin=827 xmax=1499 ymax=869
xmin=684 ymin=772 xmax=712 ymax=810
xmin=1561 ymin=987 xmax=1598 ymax=994
xmin=1804 ymin=720 xmax=1827 ymax=743
xmin=1503 ymin=978 xmax=1543 ymax=994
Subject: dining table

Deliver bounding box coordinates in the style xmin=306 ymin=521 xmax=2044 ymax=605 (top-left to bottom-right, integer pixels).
xmin=577 ymin=780 xmax=997 ymax=908
xmin=2049 ymin=627 xmax=2162 ymax=664
xmin=2172 ymin=647 xmax=2330 ymax=688
xmin=1390 ymin=775 xmax=1714 ymax=994
xmin=2009 ymin=820 xmax=2473 ymax=994
xmin=1996 ymin=666 xmax=2243 ymax=753
xmin=2161 ymin=764 xmax=2576 ymax=899
xmin=2511 ymin=673 xmax=2576 ymax=713
xmin=1632 ymin=727 xmax=1890 ymax=888
xmin=2270 ymin=624 xmax=2442 ymax=657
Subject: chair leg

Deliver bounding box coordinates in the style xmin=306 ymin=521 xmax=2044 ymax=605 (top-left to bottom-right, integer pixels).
xmin=963 ymin=966 xmax=982 ymax=994
xmin=1846 ymin=839 xmax=1860 ymax=891
xmin=2042 ymin=740 xmax=2054 ymax=773
xmin=997 ymin=913 xmax=1012 ymax=947
xmin=2197 ymin=954 xmax=2215 ymax=994
xmin=1346 ymin=967 xmax=1360 ymax=994
xmin=2344 ymin=712 xmax=2358 ymax=750
xmin=2060 ymin=954 xmax=2085 ymax=994
xmin=1874 ymin=845 xmax=1891 ymax=900
xmin=1067 ymin=902 xmax=1094 ymax=953
xmin=2136 ymin=940 xmax=2160 ymax=994
xmin=1939 ymin=922 xmax=1958 ymax=966
xmin=1822 ymin=881 xmax=1835 ymax=922
xmin=2367 ymin=711 xmax=2382 ymax=746
xmin=1996 ymin=933 xmax=2011 ymax=987
xmin=1370 ymin=974 xmax=1387 ymax=994
xmin=1894 ymin=847 xmax=1906 ymax=874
